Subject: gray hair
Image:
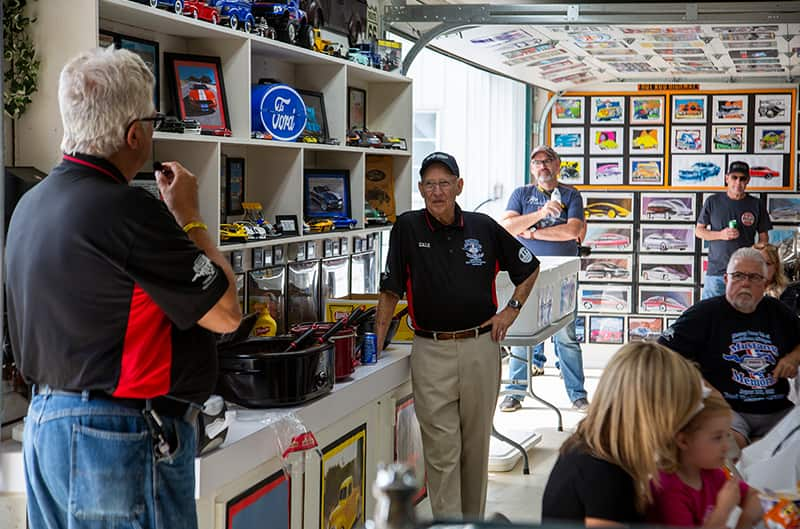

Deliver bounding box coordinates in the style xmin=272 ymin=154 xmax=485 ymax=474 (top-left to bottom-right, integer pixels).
xmin=59 ymin=47 xmax=155 ymax=158
xmin=727 ymin=247 xmax=768 ymax=275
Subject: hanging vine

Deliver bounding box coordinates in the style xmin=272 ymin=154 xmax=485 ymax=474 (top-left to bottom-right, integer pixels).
xmin=4 ymin=0 xmax=40 ymax=120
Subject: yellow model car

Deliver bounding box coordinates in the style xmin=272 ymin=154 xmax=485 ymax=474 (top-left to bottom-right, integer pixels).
xmin=220 ymin=223 xmax=248 ymax=242
xmin=306 ymin=218 xmax=334 ymax=233
xmin=328 ymin=476 xmax=360 ymax=529
xmin=584 ymin=202 xmax=631 ymax=219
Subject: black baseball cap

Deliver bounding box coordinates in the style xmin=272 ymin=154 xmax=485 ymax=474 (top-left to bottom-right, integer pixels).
xmin=728 ymin=161 xmax=750 ymax=178
xmin=419 ymin=151 xmax=460 ymax=178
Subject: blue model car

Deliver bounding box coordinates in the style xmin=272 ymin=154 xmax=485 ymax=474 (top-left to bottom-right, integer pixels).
xmin=216 ymin=0 xmax=256 ymax=32
xmin=554 ymin=134 xmax=581 ymax=148
xmin=329 ymin=216 xmax=358 ymax=229
xmin=678 ymin=162 xmax=720 ymax=181
xmin=148 ymin=0 xmax=184 ymax=14
xmin=252 ymin=0 xmax=314 ymax=47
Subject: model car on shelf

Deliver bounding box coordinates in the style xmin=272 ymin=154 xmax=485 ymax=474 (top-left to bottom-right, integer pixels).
xmin=585 ymin=232 xmax=630 ymax=249
xmin=327 ymin=216 xmax=358 ymax=230
xmin=220 ymin=223 xmax=249 ymax=242
xmin=381 ymin=136 xmax=407 ymax=150
xmin=346 ymin=128 xmax=382 ymax=148
xmin=632 ymin=162 xmax=661 ymax=182
xmin=310 ymin=185 xmax=343 ymax=211
xmin=236 ymin=221 xmax=268 ymax=240
xmin=676 ymin=132 xmax=701 ymax=150
xmin=183 ymin=0 xmax=219 ymax=23
xmin=347 ymin=47 xmax=372 ymax=66
xmin=554 ymin=134 xmax=581 ymax=148
xmin=750 ymin=166 xmax=780 ymax=179
xmin=156 ymin=116 xmax=186 ymax=133
xmin=758 ymin=100 xmax=785 ymax=119
xmin=148 ymin=0 xmax=184 ymax=14
xmin=365 ymin=203 xmax=390 ymax=225
xmin=641 ymin=295 xmax=688 ymax=313
xmin=645 ymin=199 xmax=692 ymax=220
xmin=595 ymin=163 xmax=622 ymax=180
xmin=312 ymin=28 xmax=343 ymax=56
xmin=251 ymin=131 xmax=274 ymax=140
xmin=582 ymin=293 xmax=626 ymax=311
xmin=584 ymin=262 xmax=629 ymax=279
xmin=642 ymin=266 xmax=689 ymax=281
xmin=678 ymin=161 xmax=719 ymax=181
xmin=583 ymin=202 xmax=630 ymax=219
xmin=216 ymin=0 xmax=257 ymax=32
xmin=252 ymin=0 xmax=314 ymax=47
xmin=306 ymin=218 xmax=334 ymax=233
xmin=643 ymin=233 xmax=690 ymax=251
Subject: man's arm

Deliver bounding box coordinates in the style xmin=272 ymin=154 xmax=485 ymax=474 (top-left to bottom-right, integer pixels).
xmin=757 ymin=231 xmax=769 ymax=244
xmin=375 ymin=290 xmax=401 ymax=353
xmin=774 ymin=343 xmax=800 ymax=379
xmin=481 ymin=267 xmax=539 ymax=342
xmin=501 ymin=204 xmax=560 ymax=237
xmin=528 ymin=218 xmax=583 ymax=241
xmin=696 ymin=223 xmax=738 ymax=242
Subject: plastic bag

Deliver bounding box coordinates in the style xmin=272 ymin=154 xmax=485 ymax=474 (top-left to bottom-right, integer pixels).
xmin=251 ymin=411 xmax=321 ymax=476
xmin=760 ymin=489 xmax=800 ymax=529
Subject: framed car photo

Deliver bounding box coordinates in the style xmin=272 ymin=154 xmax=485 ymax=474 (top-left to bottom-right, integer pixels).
xmin=588 ymin=315 xmax=625 ymax=344
xmin=304 ymin=169 xmax=351 ymax=218
xmin=225 ymin=157 xmax=245 ymax=215
xmin=638 ymin=286 xmax=694 ymax=315
xmin=579 ymin=254 xmax=633 ymax=283
xmin=582 ymin=192 xmax=634 ymax=222
xmin=104 ymin=32 xmax=160 ymax=110
xmin=639 ymin=224 xmax=695 ymax=253
xmin=298 ymin=89 xmax=329 ymax=142
xmin=164 ymin=52 xmax=230 ymax=132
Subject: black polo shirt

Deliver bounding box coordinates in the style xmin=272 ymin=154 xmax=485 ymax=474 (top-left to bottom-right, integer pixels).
xmin=5 ymin=154 xmax=228 ymax=403
xmin=380 ymin=205 xmax=540 ymax=332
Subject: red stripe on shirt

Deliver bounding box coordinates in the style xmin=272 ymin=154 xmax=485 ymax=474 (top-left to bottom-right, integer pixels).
xmin=114 ymin=284 xmax=172 ymax=398
xmin=62 ymin=155 xmax=124 ymax=184
xmin=492 ymin=260 xmax=500 ymax=308
xmin=405 ymin=265 xmax=417 ymax=329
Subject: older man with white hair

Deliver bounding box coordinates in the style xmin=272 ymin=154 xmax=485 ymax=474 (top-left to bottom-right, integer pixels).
xmin=6 ymin=47 xmax=241 ymax=529
xmin=660 ymin=247 xmax=800 ymax=449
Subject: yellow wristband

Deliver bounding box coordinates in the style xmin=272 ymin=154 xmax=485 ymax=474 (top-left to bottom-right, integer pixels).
xmin=182 ymin=221 xmax=208 ymax=233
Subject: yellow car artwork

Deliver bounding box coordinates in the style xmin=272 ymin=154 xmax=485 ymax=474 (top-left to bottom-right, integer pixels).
xmin=328 ymin=476 xmax=360 ymax=529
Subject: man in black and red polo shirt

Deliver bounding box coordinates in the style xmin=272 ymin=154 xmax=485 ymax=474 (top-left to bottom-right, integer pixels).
xmin=5 ymin=47 xmax=241 ymax=529
xmin=374 ymin=152 xmax=540 ymax=519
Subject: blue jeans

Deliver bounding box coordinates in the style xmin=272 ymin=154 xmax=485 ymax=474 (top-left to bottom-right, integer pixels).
xmin=702 ymin=274 xmax=726 ymax=300
xmin=506 ymin=318 xmax=587 ymax=403
xmin=24 ymin=388 xmax=198 ymax=529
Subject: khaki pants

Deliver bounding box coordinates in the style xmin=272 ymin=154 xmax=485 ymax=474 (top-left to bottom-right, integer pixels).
xmin=410 ymin=332 xmax=501 ymax=519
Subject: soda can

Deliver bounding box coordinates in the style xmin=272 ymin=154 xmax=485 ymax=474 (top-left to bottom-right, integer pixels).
xmin=362 ymin=333 xmax=378 ymax=364
xmin=729 ymin=219 xmax=738 ymax=229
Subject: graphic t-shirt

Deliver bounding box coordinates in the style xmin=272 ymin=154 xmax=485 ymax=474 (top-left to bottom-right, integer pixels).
xmin=659 ymin=296 xmax=799 ymax=414
xmin=505 ymin=184 xmax=583 ymax=257
xmin=697 ymin=193 xmax=771 ymax=276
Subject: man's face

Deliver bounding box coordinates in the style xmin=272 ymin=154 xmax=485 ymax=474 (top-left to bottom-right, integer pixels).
xmin=725 ymin=171 xmax=749 ymax=197
xmin=418 ymin=164 xmax=463 ymax=220
xmin=531 ymin=152 xmax=560 ymax=186
xmin=725 ymin=258 xmax=767 ymax=313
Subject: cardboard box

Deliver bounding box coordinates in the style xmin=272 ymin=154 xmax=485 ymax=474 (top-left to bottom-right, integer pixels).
xmin=324 ymin=294 xmax=413 ymax=342
xmin=365 ymin=155 xmax=396 ymax=222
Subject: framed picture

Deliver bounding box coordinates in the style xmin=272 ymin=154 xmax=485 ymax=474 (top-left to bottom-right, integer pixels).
xmin=754 ymin=93 xmax=791 ymax=123
xmin=639 ymin=224 xmax=695 ymax=253
xmin=638 ymin=286 xmax=694 ymax=315
xmin=640 ymin=192 xmax=696 ymax=221
xmin=591 ymin=96 xmax=625 ymax=124
xmin=105 ymin=32 xmax=159 ymax=110
xmin=728 ymin=154 xmax=784 ymax=188
xmin=666 ymin=317 xmax=679 ymax=328
xmin=712 ymin=94 xmax=748 ymax=122
xmin=580 ymin=285 xmax=631 ymax=314
xmin=551 ymin=96 xmax=584 ymax=124
xmin=630 ymin=127 xmax=664 ymax=155
xmin=671 ymin=126 xmax=706 ymax=153
xmin=711 ymin=125 xmax=746 ymax=153
xmin=164 ymin=52 xmax=230 ymax=131
xmin=767 ymin=194 xmax=800 ymax=223
xmin=579 ymin=253 xmax=633 ymax=283
xmin=589 ymin=127 xmax=624 ymax=155
xmin=298 ymin=89 xmax=329 ymax=142
xmin=305 ymin=169 xmax=351 ymax=218
xmin=551 ymin=127 xmax=584 ymax=155
xmin=768 ymin=226 xmax=796 ymax=246
xmin=226 ymin=471 xmax=290 ymax=529
xmin=395 ymin=396 xmax=427 ymax=505
xmin=320 ymin=425 xmax=366 ymax=529
xmin=628 ymin=316 xmax=663 ymax=342
xmin=225 ymin=157 xmax=245 ymax=215
xmin=575 ymin=315 xmax=586 ymax=343
xmin=629 ymin=158 xmax=664 ymax=185
xmin=630 ymin=96 xmax=664 ymax=124
xmin=589 ymin=157 xmax=624 ymax=185
xmin=639 ymin=254 xmax=695 ymax=284
xmin=583 ymin=192 xmax=634 ymax=221
xmin=588 ymin=315 xmax=625 ymax=344
xmin=670 ymin=154 xmax=725 ymax=188
xmin=558 ymin=157 xmax=584 ymax=185
xmin=583 ymin=223 xmax=633 ymax=252
xmin=276 ymin=215 xmax=299 ymax=236
xmin=347 ymin=87 xmax=366 ymax=130
xmin=754 ymin=125 xmax=789 ymax=153
xmin=672 ymin=95 xmax=707 ymax=123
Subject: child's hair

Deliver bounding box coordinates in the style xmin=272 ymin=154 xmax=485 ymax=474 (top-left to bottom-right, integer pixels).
xmin=563 ymin=342 xmax=703 ymax=513
xmin=659 ymin=392 xmax=732 ymax=473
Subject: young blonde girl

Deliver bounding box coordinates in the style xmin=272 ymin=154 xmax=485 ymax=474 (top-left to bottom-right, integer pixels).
xmin=649 ymin=393 xmax=763 ymax=528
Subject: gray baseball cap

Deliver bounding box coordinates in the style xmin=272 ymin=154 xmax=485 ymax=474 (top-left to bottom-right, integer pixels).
xmin=531 ymin=145 xmax=560 ymax=161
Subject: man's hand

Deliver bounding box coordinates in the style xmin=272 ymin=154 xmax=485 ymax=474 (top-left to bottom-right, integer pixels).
xmin=481 ymin=307 xmax=519 ymax=342
xmin=539 ymin=200 xmax=561 ymax=219
xmin=774 ymin=354 xmax=800 ymax=379
xmin=720 ymin=227 xmax=739 ymax=240
xmin=155 ymin=161 xmax=201 ymax=227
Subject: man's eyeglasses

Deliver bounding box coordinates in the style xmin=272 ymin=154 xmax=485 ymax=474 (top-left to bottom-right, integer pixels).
xmin=125 ymin=112 xmax=165 ymax=136
xmin=421 ymin=180 xmax=455 ymax=192
xmin=727 ymin=271 xmax=765 ymax=283
xmin=728 ymin=174 xmax=749 ymax=181
xmin=531 ymin=157 xmax=555 ymax=166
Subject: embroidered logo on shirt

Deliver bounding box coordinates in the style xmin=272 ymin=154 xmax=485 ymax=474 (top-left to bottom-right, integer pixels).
xmin=741 ymin=212 xmax=755 ymax=227
xmin=192 ymin=254 xmax=218 ymax=289
xmin=463 ymin=238 xmax=486 ymax=266
xmin=418 ymin=242 xmax=431 ymax=248
xmin=519 ymin=247 xmax=533 ymax=263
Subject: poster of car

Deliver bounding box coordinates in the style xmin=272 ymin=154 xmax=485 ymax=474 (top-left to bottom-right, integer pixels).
xmin=711 ymin=125 xmax=746 ymax=153
xmin=591 ymin=96 xmax=625 ymax=124
xmin=755 ymin=94 xmax=791 ymax=123
xmin=767 ymin=194 xmax=800 ymax=223
xmin=671 ymin=126 xmax=706 ymax=153
xmin=579 ymin=254 xmax=633 ymax=283
xmin=305 ymin=170 xmax=351 ymax=218
xmin=579 ymin=285 xmax=631 ymax=313
xmin=551 ymin=127 xmax=584 ymax=155
xmin=627 ymin=316 xmax=663 ymax=342
xmin=395 ymin=396 xmax=427 ymax=505
xmin=712 ymin=94 xmax=748 ymax=122
xmin=768 ymin=226 xmax=797 ymax=246
xmin=590 ymin=127 xmax=624 ymax=155
xmin=588 ymin=315 xmax=625 ymax=344
xmin=638 ymin=254 xmax=695 ymax=284
xmin=727 ymin=154 xmax=783 ymax=188
xmin=700 ymin=255 xmax=708 ymax=285
xmin=630 ymin=127 xmax=664 ymax=155
xmin=629 ymin=158 xmax=664 ymax=186
xmin=226 ymin=471 xmax=289 ymax=529
xmin=583 ymin=223 xmax=633 ymax=252
xmin=638 ymin=286 xmax=693 ymax=315
xmin=754 ymin=125 xmax=789 ymax=154
xmin=582 ymin=192 xmax=634 ymax=221
xmin=551 ymin=96 xmax=584 ymax=124
xmin=671 ymin=95 xmax=707 ymax=123
xmin=558 ymin=157 xmax=584 ymax=185
xmin=640 ymin=192 xmax=696 ymax=221
xmin=589 ymin=157 xmax=624 ymax=185
xmin=639 ymin=224 xmax=695 ymax=253
xmin=670 ymin=154 xmax=725 ymax=187
xmin=630 ymin=96 xmax=664 ymax=124
xmin=320 ymin=425 xmax=366 ymax=529
xmin=575 ymin=315 xmax=586 ymax=343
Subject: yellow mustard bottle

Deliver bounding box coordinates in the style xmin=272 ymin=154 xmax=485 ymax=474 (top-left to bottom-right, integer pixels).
xmin=252 ymin=308 xmax=277 ymax=337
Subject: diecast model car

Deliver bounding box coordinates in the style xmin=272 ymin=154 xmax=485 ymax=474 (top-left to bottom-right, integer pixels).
xmin=750 ymin=166 xmax=780 ymax=179
xmin=253 ymin=0 xmax=314 ymax=47
xmin=347 ymin=128 xmax=382 ymax=147
xmin=585 ymin=232 xmax=630 ymax=249
xmin=584 ymin=262 xmax=629 ymax=279
xmin=365 ymin=203 xmax=390 ymax=225
xmin=310 ymin=185 xmax=343 ymax=211
xmin=220 ymin=223 xmax=248 ymax=242
xmin=217 ymin=0 xmax=257 ymax=32
xmin=328 ymin=216 xmax=358 ymax=229
xmin=149 ymin=0 xmax=184 ymax=14
xmin=156 ymin=116 xmax=186 ymax=133
xmin=641 ymin=295 xmax=688 ymax=313
xmin=583 ymin=202 xmax=630 ymax=219
xmin=306 ymin=218 xmax=334 ymax=233
xmin=582 ymin=293 xmax=626 ymax=311
xmin=187 ymin=83 xmax=217 ymax=113
xmin=632 ymin=162 xmax=661 ymax=182
xmin=554 ymin=134 xmax=581 ymax=148
xmin=595 ymin=163 xmax=622 ymax=179
xmin=236 ymin=221 xmax=268 ymax=240
xmin=758 ymin=100 xmax=785 ymax=119
xmin=312 ymin=28 xmax=344 ymax=56
xmin=678 ymin=162 xmax=720 ymax=181
xmin=642 ymin=266 xmax=689 ymax=281
xmin=643 ymin=233 xmax=690 ymax=251
xmin=645 ymin=199 xmax=692 ymax=220
xmin=183 ymin=0 xmax=220 ymax=23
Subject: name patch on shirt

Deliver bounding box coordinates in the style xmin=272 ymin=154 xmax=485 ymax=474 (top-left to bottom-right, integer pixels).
xmin=463 ymin=238 xmax=486 ymax=266
xmin=418 ymin=242 xmax=430 ymax=248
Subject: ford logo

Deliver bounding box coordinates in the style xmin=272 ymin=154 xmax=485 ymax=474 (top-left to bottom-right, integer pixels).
xmin=251 ymin=84 xmax=307 ymax=141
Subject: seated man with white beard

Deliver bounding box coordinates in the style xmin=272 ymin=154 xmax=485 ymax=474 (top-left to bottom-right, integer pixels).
xmin=659 ymin=247 xmax=800 ymax=449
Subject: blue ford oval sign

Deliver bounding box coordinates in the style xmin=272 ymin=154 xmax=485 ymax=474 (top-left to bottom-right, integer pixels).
xmin=251 ymin=84 xmax=307 ymax=141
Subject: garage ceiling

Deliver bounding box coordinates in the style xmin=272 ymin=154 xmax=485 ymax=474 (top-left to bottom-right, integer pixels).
xmin=384 ymin=2 xmax=800 ymax=90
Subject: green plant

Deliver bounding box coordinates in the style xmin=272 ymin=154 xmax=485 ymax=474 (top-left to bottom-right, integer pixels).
xmin=4 ymin=0 xmax=40 ymax=120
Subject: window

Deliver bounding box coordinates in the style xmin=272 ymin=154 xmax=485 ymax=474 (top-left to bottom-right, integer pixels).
xmin=412 ymin=111 xmax=439 ymax=209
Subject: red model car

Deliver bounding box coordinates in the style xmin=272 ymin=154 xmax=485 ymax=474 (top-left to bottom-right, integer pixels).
xmin=183 ymin=0 xmax=220 ymax=24
xmin=750 ymin=166 xmax=779 ymax=179
xmin=187 ymin=83 xmax=217 ymax=113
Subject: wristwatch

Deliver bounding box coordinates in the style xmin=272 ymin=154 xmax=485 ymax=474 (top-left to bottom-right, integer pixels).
xmin=507 ymin=299 xmax=523 ymax=311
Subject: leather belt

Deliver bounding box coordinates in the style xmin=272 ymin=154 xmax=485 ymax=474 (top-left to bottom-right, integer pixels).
xmin=414 ymin=325 xmax=492 ymax=341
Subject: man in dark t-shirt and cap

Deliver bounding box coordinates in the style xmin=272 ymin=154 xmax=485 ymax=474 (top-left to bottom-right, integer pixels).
xmin=696 ymin=161 xmax=771 ymax=299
